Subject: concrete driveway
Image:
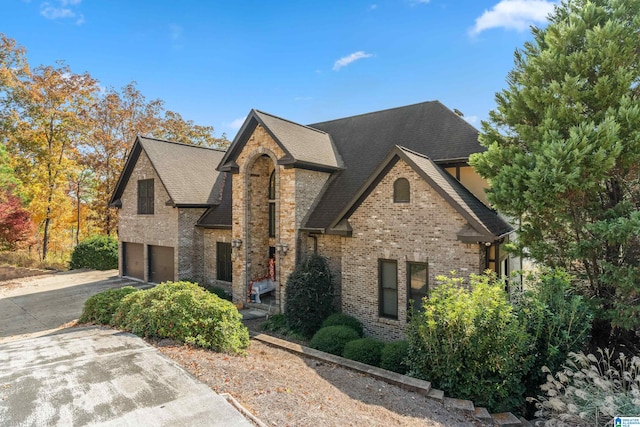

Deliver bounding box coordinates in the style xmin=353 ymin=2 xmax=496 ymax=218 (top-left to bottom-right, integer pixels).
xmin=0 ymin=270 xmax=253 ymax=426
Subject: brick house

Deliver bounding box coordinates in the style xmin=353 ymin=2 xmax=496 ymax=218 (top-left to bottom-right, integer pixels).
xmin=110 ymin=101 xmax=513 ymax=340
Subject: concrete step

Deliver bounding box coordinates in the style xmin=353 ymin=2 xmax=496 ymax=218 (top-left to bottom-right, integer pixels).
xmin=473 ymin=407 xmax=493 ymax=425
xmin=444 ymin=397 xmax=475 ymax=414
xmin=492 ymin=412 xmax=522 ymax=427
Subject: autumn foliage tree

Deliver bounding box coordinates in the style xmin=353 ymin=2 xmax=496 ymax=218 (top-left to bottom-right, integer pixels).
xmin=1 ymin=33 xmax=227 ymax=261
xmin=0 ymin=189 xmax=33 ymax=250
xmin=470 ymin=0 xmax=640 ymax=346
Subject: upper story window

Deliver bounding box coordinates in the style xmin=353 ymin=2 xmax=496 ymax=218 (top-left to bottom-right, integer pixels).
xmin=393 ymin=178 xmax=410 ymax=203
xmin=137 ymin=179 xmax=154 ymax=214
xmin=268 ymin=170 xmax=276 ymax=237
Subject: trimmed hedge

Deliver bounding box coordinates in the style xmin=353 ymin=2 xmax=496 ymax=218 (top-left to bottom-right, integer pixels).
xmin=321 ymin=313 xmax=364 ymax=337
xmin=112 ymin=281 xmax=249 ymax=354
xmin=79 ymin=286 xmax=139 ymax=325
xmin=380 ymin=340 xmax=409 ymax=374
xmin=69 ymin=235 xmax=118 ymax=270
xmin=342 ymin=337 xmax=385 ymax=366
xmin=309 ymin=325 xmax=360 ymax=356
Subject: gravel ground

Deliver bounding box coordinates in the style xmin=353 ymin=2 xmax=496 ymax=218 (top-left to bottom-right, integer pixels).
xmin=156 ymin=319 xmax=482 ymax=427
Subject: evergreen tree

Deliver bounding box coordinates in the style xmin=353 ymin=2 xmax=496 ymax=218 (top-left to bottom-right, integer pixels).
xmin=470 ymin=0 xmax=640 ymax=343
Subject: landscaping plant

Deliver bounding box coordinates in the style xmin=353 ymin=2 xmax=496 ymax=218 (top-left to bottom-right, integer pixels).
xmin=514 ymin=268 xmax=592 ymax=414
xmin=321 ymin=313 xmax=364 ymax=337
xmin=342 ymin=337 xmax=385 ymax=367
xmin=406 ymin=272 xmax=532 ymax=413
xmin=380 ymin=340 xmax=410 ymax=375
xmin=309 ymin=325 xmax=359 ymax=356
xmin=533 ymin=348 xmax=640 ymax=426
xmin=69 ymin=234 xmax=118 ymax=270
xmin=79 ymin=286 xmax=139 ymax=325
xmin=284 ymin=254 xmax=335 ymax=337
xmin=112 ymin=281 xmax=249 ymax=354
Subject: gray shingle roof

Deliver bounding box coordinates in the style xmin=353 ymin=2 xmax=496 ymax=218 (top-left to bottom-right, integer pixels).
xmin=254 ymin=111 xmax=342 ymax=169
xmin=110 ymin=136 xmax=225 ymax=207
xmin=196 ymin=172 xmax=232 ymax=228
xmin=218 ymin=110 xmax=342 ymax=173
xmin=304 ymin=100 xmax=484 ymax=229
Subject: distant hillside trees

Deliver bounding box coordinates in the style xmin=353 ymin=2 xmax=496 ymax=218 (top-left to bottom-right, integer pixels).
xmin=0 ymin=33 xmax=228 ymax=261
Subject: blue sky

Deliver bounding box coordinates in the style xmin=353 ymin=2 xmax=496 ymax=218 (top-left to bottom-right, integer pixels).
xmin=3 ymin=0 xmax=556 ymax=138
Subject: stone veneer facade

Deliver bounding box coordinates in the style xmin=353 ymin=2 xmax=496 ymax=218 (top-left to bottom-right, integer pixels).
xmin=118 ymin=150 xmax=206 ymax=282
xmin=340 ymin=159 xmax=482 ymax=340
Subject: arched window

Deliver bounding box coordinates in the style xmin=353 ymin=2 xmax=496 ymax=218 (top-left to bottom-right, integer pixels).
xmin=268 ymin=170 xmax=276 ymax=237
xmin=393 ymin=178 xmax=410 ymax=203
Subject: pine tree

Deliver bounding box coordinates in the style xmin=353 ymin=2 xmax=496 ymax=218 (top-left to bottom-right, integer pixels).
xmin=470 ymin=0 xmax=640 ymax=342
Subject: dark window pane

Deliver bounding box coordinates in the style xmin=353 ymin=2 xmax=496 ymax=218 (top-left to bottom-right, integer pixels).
xmin=268 ymin=170 xmax=276 ymax=200
xmin=268 ymin=202 xmax=275 ymax=237
xmin=138 ymin=179 xmax=154 ymax=214
xmin=394 ymin=178 xmax=410 ymax=203
xmin=216 ymin=242 xmax=232 ymax=282
xmin=379 ymin=260 xmax=398 ymax=318
xmin=408 ymin=262 xmax=428 ymax=311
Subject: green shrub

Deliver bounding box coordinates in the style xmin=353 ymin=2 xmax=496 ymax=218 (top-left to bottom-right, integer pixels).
xmin=112 ymin=281 xmax=249 ymax=354
xmin=261 ymin=313 xmax=288 ymax=334
xmin=208 ymin=286 xmax=232 ymax=301
xmin=533 ymin=348 xmax=640 ymax=425
xmin=284 ymin=254 xmax=335 ymax=337
xmin=406 ymin=272 xmax=532 ymax=413
xmin=69 ymin=235 xmax=118 ymax=270
xmin=380 ymin=340 xmax=409 ymax=374
xmin=514 ymin=268 xmax=592 ymax=415
xmin=342 ymin=337 xmax=385 ymax=366
xmin=79 ymin=286 xmax=139 ymax=325
xmin=309 ymin=325 xmax=360 ymax=356
xmin=321 ymin=313 xmax=364 ymax=337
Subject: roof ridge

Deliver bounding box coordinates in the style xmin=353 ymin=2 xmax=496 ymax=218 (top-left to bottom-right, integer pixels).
xmin=309 ymin=100 xmax=439 ymax=126
xmin=254 ymin=110 xmax=329 ymax=136
xmin=138 ymin=135 xmax=227 ymax=153
xmin=395 ymin=145 xmax=431 ymax=160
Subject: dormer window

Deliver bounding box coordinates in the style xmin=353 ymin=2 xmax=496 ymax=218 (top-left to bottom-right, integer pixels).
xmin=393 ymin=178 xmax=410 ymax=203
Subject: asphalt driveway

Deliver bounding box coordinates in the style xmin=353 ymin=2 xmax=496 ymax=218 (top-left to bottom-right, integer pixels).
xmin=0 ymin=270 xmax=253 ymax=426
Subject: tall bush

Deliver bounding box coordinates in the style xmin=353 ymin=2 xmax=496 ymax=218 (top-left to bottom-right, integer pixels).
xmin=515 ymin=268 xmax=592 ymax=411
xmin=284 ymin=254 xmax=334 ymax=337
xmin=406 ymin=273 xmax=531 ymax=413
xmin=112 ymin=281 xmax=249 ymax=354
xmin=69 ymin=234 xmax=118 ymax=270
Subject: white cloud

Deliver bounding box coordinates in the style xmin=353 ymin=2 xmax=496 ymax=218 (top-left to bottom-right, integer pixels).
xmin=294 ymin=96 xmax=313 ymax=101
xmin=369 ymin=4 xmax=378 ymax=10
xmin=332 ymin=51 xmax=373 ymax=71
xmin=228 ymin=117 xmax=246 ymax=130
xmin=470 ymin=0 xmax=556 ymax=35
xmin=40 ymin=0 xmax=84 ymax=24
